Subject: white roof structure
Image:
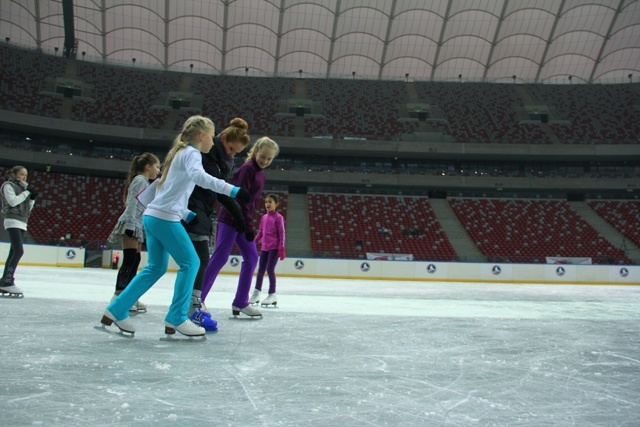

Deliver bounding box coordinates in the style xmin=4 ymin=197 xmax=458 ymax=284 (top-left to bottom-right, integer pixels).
xmin=2 ymin=0 xmax=639 ymax=83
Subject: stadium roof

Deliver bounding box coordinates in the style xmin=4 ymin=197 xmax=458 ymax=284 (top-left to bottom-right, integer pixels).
xmin=2 ymin=0 xmax=640 ymax=83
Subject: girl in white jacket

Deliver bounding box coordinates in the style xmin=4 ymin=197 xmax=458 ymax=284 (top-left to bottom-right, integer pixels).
xmin=100 ymin=116 xmax=249 ymax=338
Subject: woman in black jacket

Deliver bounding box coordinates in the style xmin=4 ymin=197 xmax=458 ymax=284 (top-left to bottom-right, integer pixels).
xmin=183 ymin=118 xmax=250 ymax=331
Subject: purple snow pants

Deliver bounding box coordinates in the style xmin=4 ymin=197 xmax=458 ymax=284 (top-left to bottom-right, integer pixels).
xmin=201 ymin=222 xmax=258 ymax=309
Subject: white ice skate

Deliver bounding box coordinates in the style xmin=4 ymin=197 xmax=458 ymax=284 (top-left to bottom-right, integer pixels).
xmin=95 ymin=309 xmax=136 ymax=337
xmin=231 ymin=304 xmax=262 ymax=319
xmin=261 ymin=293 xmax=277 ymax=308
xmin=0 ymin=284 xmax=24 ymax=298
xmin=249 ymin=289 xmax=262 ymax=305
xmin=161 ymin=320 xmax=206 ymax=341
xmin=130 ymin=300 xmax=147 ymax=313
xmin=111 ymin=293 xmax=146 ymax=314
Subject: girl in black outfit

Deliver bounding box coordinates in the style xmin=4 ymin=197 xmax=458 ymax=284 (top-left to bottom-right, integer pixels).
xmin=183 ymin=118 xmax=250 ymax=331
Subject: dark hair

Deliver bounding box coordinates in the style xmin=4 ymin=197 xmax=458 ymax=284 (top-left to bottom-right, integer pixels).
xmin=265 ymin=193 xmax=279 ymax=205
xmin=6 ymin=165 xmax=27 ymax=180
xmin=123 ymin=153 xmax=160 ymax=206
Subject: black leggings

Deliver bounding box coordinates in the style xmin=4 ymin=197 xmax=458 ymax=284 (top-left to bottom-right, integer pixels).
xmin=2 ymin=228 xmax=25 ymax=284
xmin=115 ymin=248 xmax=141 ymax=292
xmin=191 ymin=239 xmax=210 ymax=293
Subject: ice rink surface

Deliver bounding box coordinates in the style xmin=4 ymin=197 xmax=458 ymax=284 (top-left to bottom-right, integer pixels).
xmin=1 ymin=266 xmax=639 ymax=426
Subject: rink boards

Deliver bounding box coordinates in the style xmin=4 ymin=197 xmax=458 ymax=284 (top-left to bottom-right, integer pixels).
xmin=0 ymin=242 xmax=637 ymax=285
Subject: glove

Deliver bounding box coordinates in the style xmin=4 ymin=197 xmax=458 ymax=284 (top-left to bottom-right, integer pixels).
xmin=185 ymin=211 xmax=198 ymax=225
xmin=278 ymin=247 xmax=286 ymax=261
xmin=235 ymin=188 xmax=250 ymax=204
xmin=235 ymin=220 xmax=246 ymax=234
xmin=124 ymin=229 xmax=134 ymax=238
xmin=245 ymin=230 xmax=255 ymax=242
xmin=28 ymin=188 xmax=39 ymax=200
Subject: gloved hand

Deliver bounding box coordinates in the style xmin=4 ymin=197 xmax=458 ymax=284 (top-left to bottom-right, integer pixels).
xmin=235 ymin=220 xmax=246 ymax=233
xmin=235 ymin=188 xmax=250 ymax=204
xmin=28 ymin=188 xmax=39 ymax=200
xmin=185 ymin=211 xmax=198 ymax=225
xmin=124 ymin=229 xmax=134 ymax=238
xmin=278 ymin=247 xmax=286 ymax=261
xmin=245 ymin=230 xmax=255 ymax=242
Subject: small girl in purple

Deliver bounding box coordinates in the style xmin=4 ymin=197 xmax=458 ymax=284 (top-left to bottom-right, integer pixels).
xmin=249 ymin=194 xmax=285 ymax=307
xmin=200 ymin=136 xmax=279 ymax=319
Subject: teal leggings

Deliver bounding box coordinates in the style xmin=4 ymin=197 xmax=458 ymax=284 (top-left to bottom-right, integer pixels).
xmin=107 ymin=215 xmax=199 ymax=326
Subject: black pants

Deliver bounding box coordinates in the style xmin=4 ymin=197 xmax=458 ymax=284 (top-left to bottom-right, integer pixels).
xmin=191 ymin=239 xmax=210 ymax=293
xmin=114 ymin=248 xmax=141 ymax=292
xmin=2 ymin=228 xmax=25 ymax=285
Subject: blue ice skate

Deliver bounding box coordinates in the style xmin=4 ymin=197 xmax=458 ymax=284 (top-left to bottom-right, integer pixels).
xmin=190 ymin=309 xmax=218 ymax=333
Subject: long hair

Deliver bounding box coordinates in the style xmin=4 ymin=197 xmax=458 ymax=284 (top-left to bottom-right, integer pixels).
xmin=158 ymin=115 xmax=215 ymax=188
xmin=5 ymin=165 xmax=27 ymax=181
xmin=122 ymin=152 xmax=160 ymax=206
xmin=245 ymin=136 xmax=279 ymax=163
xmin=219 ymin=117 xmax=250 ymax=148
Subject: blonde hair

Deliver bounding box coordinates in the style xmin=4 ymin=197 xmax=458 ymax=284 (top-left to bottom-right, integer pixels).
xmin=245 ymin=136 xmax=279 ymax=163
xmin=6 ymin=165 xmax=27 ymax=180
xmin=220 ymin=117 xmax=250 ymax=148
xmin=159 ymin=115 xmax=214 ymax=187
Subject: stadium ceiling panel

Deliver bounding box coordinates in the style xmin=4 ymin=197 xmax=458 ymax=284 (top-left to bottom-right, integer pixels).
xmin=1 ymin=0 xmax=639 ymax=83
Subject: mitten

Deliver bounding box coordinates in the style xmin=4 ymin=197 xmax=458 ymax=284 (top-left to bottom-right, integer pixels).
xmin=185 ymin=211 xmax=198 ymax=224
xmin=235 ymin=188 xmax=250 ymax=204
xmin=124 ymin=229 xmax=134 ymax=238
xmin=278 ymin=247 xmax=286 ymax=261
xmin=245 ymin=230 xmax=255 ymax=242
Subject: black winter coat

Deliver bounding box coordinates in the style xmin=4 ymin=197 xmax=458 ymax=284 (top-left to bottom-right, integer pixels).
xmin=182 ymin=135 xmax=244 ymax=236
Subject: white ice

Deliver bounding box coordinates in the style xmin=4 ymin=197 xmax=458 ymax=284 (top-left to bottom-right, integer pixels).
xmin=1 ymin=266 xmax=639 ymax=426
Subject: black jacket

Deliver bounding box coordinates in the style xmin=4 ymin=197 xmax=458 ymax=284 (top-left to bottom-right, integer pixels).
xmin=182 ymin=134 xmax=244 ymax=236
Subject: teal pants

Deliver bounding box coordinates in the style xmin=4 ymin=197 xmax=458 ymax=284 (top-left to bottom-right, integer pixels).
xmin=107 ymin=215 xmax=199 ymax=326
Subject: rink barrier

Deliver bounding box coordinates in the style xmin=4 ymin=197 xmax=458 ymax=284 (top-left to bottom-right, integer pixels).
xmin=0 ymin=244 xmax=637 ymax=285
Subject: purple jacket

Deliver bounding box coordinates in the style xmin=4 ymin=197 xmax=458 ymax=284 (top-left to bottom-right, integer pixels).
xmin=255 ymin=211 xmax=285 ymax=251
xmin=218 ymin=158 xmax=264 ymax=234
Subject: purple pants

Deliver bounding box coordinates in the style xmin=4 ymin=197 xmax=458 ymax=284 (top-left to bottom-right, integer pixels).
xmin=255 ymin=249 xmax=279 ymax=294
xmin=201 ymin=222 xmax=258 ymax=309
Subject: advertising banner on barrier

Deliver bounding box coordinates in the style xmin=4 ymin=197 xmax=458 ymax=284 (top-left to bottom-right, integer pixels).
xmin=366 ymin=252 xmax=414 ymax=261
xmin=546 ymin=257 xmax=592 ymax=265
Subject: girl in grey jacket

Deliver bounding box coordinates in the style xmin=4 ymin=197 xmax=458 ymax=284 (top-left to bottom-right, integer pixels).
xmin=1 ymin=165 xmax=37 ymax=297
xmin=107 ymin=153 xmax=160 ymax=312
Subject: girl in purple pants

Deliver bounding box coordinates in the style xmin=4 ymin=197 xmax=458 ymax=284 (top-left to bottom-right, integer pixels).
xmin=200 ymin=137 xmax=279 ymax=319
xmin=249 ymin=193 xmax=286 ymax=307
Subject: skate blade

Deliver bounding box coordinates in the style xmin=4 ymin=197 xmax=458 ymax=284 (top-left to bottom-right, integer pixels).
xmin=93 ymin=325 xmax=134 ymax=338
xmin=229 ymin=314 xmax=263 ymax=320
xmin=0 ymin=292 xmax=24 ymax=298
xmin=260 ymin=303 xmax=278 ymax=308
xmin=159 ymin=334 xmax=207 ymax=342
